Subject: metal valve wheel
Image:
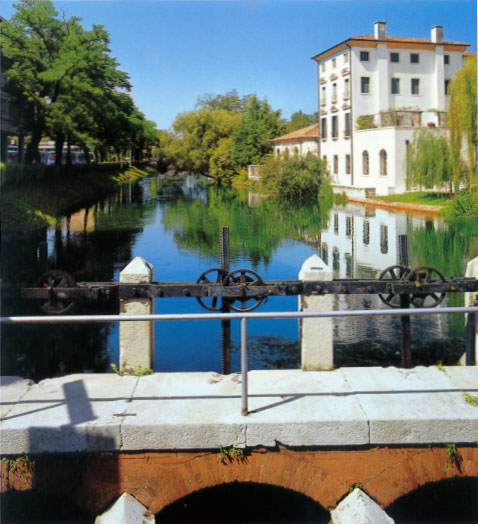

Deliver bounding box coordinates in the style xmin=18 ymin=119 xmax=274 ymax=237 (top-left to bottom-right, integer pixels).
xmin=407 ymin=265 xmax=446 ymax=308
xmin=35 ymin=270 xmax=77 ymax=314
xmin=377 ymin=265 xmax=411 ymax=308
xmin=224 ymin=268 xmax=266 ymax=312
xmin=195 ymin=267 xmax=229 ymax=311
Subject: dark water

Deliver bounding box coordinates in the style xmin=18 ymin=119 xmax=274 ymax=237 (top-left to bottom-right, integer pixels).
xmin=2 ymin=173 xmax=477 ymax=380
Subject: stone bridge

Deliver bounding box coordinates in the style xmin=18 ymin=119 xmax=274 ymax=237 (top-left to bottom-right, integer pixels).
xmin=1 ymin=366 xmax=478 ymax=521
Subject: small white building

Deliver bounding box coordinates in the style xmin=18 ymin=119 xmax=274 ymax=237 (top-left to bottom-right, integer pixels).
xmin=312 ymin=22 xmax=470 ymax=196
xmin=270 ymin=123 xmax=320 ymax=158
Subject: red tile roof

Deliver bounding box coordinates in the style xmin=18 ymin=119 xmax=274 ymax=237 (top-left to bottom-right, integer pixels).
xmin=271 ymin=123 xmax=319 ymax=143
xmin=350 ymin=34 xmax=469 ymax=46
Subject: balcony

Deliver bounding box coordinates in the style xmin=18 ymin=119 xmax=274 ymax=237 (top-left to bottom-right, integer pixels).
xmin=355 ymin=110 xmax=447 ymax=130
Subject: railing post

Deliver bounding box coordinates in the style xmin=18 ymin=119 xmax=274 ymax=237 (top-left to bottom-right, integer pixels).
xmin=241 ymin=317 xmax=248 ymax=416
xmin=464 ymin=256 xmax=478 ymax=365
xmin=119 ymin=257 xmax=155 ymax=370
xmin=298 ymin=254 xmax=334 ymax=370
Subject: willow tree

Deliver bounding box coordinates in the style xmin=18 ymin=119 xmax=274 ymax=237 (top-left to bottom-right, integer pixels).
xmin=407 ymin=130 xmax=452 ymax=191
xmin=447 ymin=55 xmax=477 ymax=192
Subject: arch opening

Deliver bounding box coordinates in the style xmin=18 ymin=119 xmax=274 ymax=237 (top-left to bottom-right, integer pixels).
xmin=386 ymin=477 xmax=478 ymax=523
xmin=155 ymin=481 xmax=329 ymax=523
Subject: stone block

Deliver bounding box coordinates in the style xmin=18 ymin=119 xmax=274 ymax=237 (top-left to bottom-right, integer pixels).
xmin=95 ymin=492 xmax=154 ymax=524
xmin=331 ymin=488 xmax=394 ymax=523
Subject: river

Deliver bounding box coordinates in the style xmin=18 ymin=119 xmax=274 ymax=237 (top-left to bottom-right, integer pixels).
xmin=2 ymin=172 xmax=477 ymax=380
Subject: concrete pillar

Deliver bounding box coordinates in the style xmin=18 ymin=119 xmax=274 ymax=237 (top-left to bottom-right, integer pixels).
xmin=119 ymin=257 xmax=154 ymax=370
xmin=299 ymin=254 xmax=334 ymax=370
xmin=464 ymin=256 xmax=478 ymax=364
xmin=330 ymin=488 xmax=395 ymax=524
xmin=95 ymin=492 xmax=155 ymax=523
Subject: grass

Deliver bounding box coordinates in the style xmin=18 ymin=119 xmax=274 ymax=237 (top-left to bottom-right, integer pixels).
xmin=371 ymin=191 xmax=452 ymax=206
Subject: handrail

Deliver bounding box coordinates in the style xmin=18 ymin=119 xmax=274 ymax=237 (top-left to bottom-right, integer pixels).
xmin=2 ymin=306 xmax=477 ymax=416
xmin=1 ymin=305 xmax=477 ymax=323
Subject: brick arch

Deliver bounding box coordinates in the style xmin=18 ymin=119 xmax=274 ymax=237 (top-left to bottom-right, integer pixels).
xmin=132 ymin=450 xmax=331 ymax=514
xmin=131 ymin=447 xmax=478 ymax=514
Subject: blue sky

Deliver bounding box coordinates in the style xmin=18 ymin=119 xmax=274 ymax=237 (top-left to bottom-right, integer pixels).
xmin=1 ymin=0 xmax=476 ymax=130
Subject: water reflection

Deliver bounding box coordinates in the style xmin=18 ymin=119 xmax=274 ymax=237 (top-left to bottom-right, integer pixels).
xmin=1 ymin=173 xmax=477 ymax=379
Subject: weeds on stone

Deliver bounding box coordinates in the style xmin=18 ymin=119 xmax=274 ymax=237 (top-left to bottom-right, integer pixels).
xmin=217 ymin=445 xmax=244 ymax=464
xmin=1 ymin=455 xmax=31 ymax=472
xmin=442 ymin=444 xmax=461 ymax=473
xmin=111 ymin=362 xmax=153 ymax=376
xmin=348 ymin=482 xmax=363 ymax=494
xmin=463 ymin=392 xmax=478 ymax=407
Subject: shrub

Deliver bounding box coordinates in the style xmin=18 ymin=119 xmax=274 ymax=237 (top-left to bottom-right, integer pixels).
xmin=260 ymin=153 xmax=329 ymax=203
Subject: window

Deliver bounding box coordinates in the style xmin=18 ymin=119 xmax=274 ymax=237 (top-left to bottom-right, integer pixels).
xmin=344 ymin=78 xmax=350 ymax=98
xmin=380 ymin=225 xmax=388 ymax=254
xmin=411 ymin=78 xmax=420 ymax=95
xmin=332 ymin=83 xmax=337 ymax=103
xmin=445 ymin=79 xmax=450 ymax=95
xmin=345 ymin=216 xmax=352 ymax=236
xmin=410 ymin=53 xmax=419 ymax=63
xmin=360 ymin=51 xmax=370 ymax=61
xmin=322 ymin=154 xmax=327 ymax=164
xmin=321 ymin=86 xmax=326 ymax=105
xmin=345 ymin=154 xmax=351 ymax=174
xmin=379 ymin=149 xmax=387 ymax=175
xmin=345 ymin=253 xmax=353 ymax=277
xmin=321 ymin=62 xmax=325 ymax=72
xmin=332 ymin=247 xmax=340 ymax=271
xmin=321 ymin=243 xmax=328 ymax=265
xmin=333 ymin=213 xmax=339 ymax=233
xmin=390 ymin=52 xmax=399 ymax=63
xmin=344 ymin=113 xmax=351 ymax=137
xmin=343 ymin=52 xmax=349 ymax=64
xmin=332 ymin=57 xmax=336 ymax=68
xmin=362 ymin=150 xmax=369 ymax=175
xmin=444 ymin=54 xmax=450 ymax=65
xmin=321 ymin=118 xmax=327 ymax=139
xmin=332 ymin=116 xmax=338 ymax=138
xmin=361 ymin=77 xmax=370 ymax=94
xmin=391 ymin=78 xmax=400 ymax=94
xmin=363 ymin=220 xmax=370 ymax=245
xmin=333 ymin=155 xmax=338 ymax=174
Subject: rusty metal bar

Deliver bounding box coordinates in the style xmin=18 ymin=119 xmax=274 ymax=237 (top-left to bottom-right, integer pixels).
xmin=400 ymin=295 xmax=412 ymax=368
xmin=6 ymin=277 xmax=478 ymax=301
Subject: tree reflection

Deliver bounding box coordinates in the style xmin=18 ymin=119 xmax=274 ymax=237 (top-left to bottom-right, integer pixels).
xmin=161 ymin=185 xmax=333 ymax=268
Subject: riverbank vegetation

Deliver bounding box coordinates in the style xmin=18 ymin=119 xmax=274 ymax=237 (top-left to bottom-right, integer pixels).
xmin=372 ymin=192 xmax=452 ymax=206
xmin=407 ymin=56 xmax=477 ymax=217
xmin=2 ymin=1 xmax=157 ymax=165
xmin=1 ymin=163 xmax=156 ymax=230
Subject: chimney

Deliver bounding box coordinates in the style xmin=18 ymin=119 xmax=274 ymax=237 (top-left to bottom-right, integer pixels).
xmin=431 ymin=25 xmax=444 ymax=43
xmin=374 ymin=21 xmax=387 ymax=40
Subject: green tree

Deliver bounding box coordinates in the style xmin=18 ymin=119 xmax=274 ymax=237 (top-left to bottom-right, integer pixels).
xmin=448 ymin=55 xmax=477 ymax=191
xmin=285 ymin=110 xmax=313 ymax=133
xmin=260 ymin=153 xmax=329 ymax=203
xmin=2 ymin=0 xmax=133 ymax=164
xmin=232 ymin=96 xmax=284 ymax=167
xmin=407 ymin=130 xmax=452 ymax=190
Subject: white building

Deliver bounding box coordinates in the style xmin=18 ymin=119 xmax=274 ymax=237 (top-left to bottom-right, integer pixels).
xmin=270 ymin=123 xmax=319 ymax=158
xmin=312 ymin=22 xmax=470 ymax=196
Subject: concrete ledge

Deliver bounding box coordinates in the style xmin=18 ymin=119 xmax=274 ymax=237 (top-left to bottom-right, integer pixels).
xmin=1 ymin=367 xmax=477 ymax=454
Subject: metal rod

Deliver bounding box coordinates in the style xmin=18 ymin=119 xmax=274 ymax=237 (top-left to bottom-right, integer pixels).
xmin=241 ymin=317 xmax=248 ymax=416
xmin=2 ymin=306 xmax=477 ymax=324
xmin=465 ymin=312 xmax=477 ymax=366
xmin=400 ymin=295 xmax=412 ymax=368
xmin=398 ymin=234 xmax=409 ymax=267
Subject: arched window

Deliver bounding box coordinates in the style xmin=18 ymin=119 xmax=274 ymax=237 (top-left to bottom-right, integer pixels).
xmin=379 ymin=149 xmax=387 ymax=175
xmin=362 ymin=150 xmax=369 ymax=175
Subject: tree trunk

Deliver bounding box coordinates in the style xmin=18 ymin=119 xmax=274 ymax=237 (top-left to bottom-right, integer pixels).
xmin=83 ymin=144 xmax=90 ymax=164
xmin=18 ymin=134 xmax=25 ymax=163
xmin=66 ymin=135 xmax=72 ymax=166
xmin=25 ymin=128 xmax=42 ymax=164
xmin=55 ymin=133 xmax=65 ymax=167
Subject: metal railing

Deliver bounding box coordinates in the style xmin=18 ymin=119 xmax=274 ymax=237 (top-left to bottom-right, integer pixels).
xmin=2 ymin=305 xmax=477 ymax=416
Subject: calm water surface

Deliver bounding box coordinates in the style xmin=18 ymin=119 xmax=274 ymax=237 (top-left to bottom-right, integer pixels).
xmin=2 ymin=173 xmax=477 ymax=380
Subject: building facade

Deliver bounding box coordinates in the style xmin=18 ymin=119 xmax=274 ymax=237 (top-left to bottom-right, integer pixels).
xmin=270 ymin=123 xmax=319 ymax=158
xmin=312 ymin=22 xmax=470 ymax=196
